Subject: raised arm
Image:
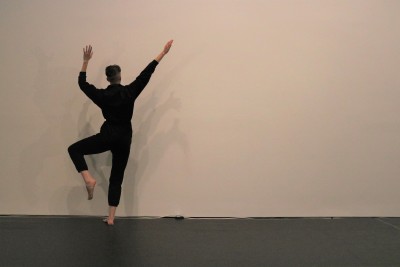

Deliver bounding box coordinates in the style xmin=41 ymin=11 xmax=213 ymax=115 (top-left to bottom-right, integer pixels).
xmin=155 ymin=40 xmax=173 ymax=62
xmin=126 ymin=40 xmax=174 ymax=100
xmin=81 ymin=45 xmax=93 ymax=72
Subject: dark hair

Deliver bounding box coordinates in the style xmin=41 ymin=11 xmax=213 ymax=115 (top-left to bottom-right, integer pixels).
xmin=105 ymin=65 xmax=121 ymax=82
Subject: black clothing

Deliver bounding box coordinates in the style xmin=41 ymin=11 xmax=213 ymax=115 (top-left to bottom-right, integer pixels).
xmin=78 ymin=60 xmax=158 ymax=126
xmin=68 ymin=60 xmax=158 ymax=206
xmin=68 ymin=130 xmax=130 ymax=206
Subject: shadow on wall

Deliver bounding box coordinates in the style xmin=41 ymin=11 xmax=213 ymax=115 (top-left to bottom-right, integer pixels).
xmin=123 ymin=54 xmax=194 ymax=216
xmin=18 ymin=45 xmax=124 ymax=215
xmin=18 ymin=46 xmax=79 ymax=210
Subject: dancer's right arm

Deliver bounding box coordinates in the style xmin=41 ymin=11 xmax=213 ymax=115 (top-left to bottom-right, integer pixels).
xmin=78 ymin=45 xmax=103 ymax=106
xmin=81 ymin=45 xmax=92 ymax=72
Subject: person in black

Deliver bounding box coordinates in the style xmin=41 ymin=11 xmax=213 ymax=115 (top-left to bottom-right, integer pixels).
xmin=68 ymin=40 xmax=173 ymax=225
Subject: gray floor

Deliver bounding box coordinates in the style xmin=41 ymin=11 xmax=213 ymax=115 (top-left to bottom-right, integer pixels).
xmin=1 ymin=216 xmax=400 ymax=267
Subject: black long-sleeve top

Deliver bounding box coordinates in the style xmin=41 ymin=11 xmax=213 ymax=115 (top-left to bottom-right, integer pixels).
xmin=78 ymin=60 xmax=158 ymax=127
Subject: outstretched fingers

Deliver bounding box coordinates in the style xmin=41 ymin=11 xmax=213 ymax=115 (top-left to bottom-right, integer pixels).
xmin=83 ymin=45 xmax=93 ymax=61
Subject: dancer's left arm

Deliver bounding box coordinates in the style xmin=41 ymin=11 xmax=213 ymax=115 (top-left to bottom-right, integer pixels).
xmin=125 ymin=40 xmax=174 ymax=100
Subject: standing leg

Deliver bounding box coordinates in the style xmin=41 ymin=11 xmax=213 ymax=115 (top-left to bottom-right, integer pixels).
xmin=68 ymin=133 xmax=111 ymax=199
xmin=104 ymin=206 xmax=117 ymax=226
xmin=104 ymin=143 xmax=131 ymax=225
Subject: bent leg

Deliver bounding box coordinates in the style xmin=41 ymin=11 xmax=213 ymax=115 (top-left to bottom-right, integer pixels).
xmin=68 ymin=133 xmax=111 ymax=172
xmin=68 ymin=133 xmax=111 ymax=199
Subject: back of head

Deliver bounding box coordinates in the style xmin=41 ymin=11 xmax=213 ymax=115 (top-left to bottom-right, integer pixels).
xmin=105 ymin=65 xmax=121 ymax=84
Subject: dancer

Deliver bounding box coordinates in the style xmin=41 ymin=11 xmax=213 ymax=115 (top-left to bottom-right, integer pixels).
xmin=68 ymin=40 xmax=173 ymax=225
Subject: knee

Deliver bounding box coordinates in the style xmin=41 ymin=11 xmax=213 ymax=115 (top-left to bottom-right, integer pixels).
xmin=68 ymin=144 xmax=77 ymax=156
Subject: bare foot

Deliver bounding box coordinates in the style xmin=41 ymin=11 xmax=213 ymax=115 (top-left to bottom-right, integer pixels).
xmin=85 ymin=181 xmax=96 ymax=200
xmin=103 ymin=218 xmax=114 ymax=225
xmin=80 ymin=171 xmax=96 ymax=200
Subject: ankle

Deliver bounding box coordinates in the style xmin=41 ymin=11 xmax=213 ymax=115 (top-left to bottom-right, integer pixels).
xmin=80 ymin=171 xmax=96 ymax=184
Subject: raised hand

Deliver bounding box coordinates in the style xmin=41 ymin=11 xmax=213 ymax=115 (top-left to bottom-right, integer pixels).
xmin=156 ymin=40 xmax=173 ymax=62
xmin=83 ymin=45 xmax=93 ymax=62
xmin=163 ymin=40 xmax=173 ymax=55
xmin=81 ymin=45 xmax=93 ymax=72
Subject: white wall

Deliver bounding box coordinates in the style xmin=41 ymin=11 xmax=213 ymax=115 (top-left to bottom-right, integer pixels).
xmin=1 ymin=0 xmax=400 ymax=217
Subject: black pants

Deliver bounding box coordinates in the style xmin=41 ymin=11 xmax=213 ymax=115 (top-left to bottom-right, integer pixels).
xmin=68 ymin=123 xmax=132 ymax=207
